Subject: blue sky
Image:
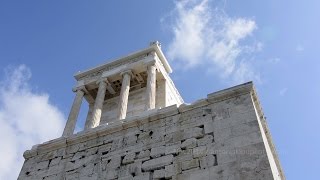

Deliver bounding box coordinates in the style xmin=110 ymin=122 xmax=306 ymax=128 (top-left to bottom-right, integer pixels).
xmin=0 ymin=0 xmax=319 ymax=179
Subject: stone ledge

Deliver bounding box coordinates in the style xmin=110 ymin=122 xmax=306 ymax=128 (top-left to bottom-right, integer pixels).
xmin=178 ymin=99 xmax=209 ymax=113
xmin=207 ymin=81 xmax=253 ymax=103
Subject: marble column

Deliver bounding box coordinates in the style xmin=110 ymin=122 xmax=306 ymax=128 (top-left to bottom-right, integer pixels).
xmin=88 ymin=79 xmax=107 ymax=128
xmin=145 ymin=61 xmax=157 ymax=110
xmin=62 ymin=88 xmax=85 ymax=137
xmin=84 ymin=103 xmax=94 ymax=130
xmin=117 ymin=70 xmax=132 ymax=120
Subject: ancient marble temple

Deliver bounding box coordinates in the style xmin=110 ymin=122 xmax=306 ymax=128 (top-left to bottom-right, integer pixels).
xmin=18 ymin=42 xmax=284 ymax=180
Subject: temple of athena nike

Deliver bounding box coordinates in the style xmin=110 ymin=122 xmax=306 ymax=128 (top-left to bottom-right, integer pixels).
xmin=18 ymin=42 xmax=284 ymax=180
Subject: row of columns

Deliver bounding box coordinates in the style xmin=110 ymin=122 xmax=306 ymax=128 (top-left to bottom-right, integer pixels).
xmin=62 ymin=63 xmax=157 ymax=137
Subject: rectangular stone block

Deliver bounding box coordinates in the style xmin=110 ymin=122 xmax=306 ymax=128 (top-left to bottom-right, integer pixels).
xmin=150 ymin=145 xmax=165 ymax=158
xmin=165 ymin=163 xmax=181 ymax=178
xmin=166 ymin=142 xmax=181 ymax=155
xmin=181 ymin=138 xmax=197 ymax=149
xmin=141 ymin=155 xmax=173 ymax=171
xmin=183 ymin=127 xmax=204 ymax=139
xmin=204 ymin=121 xmax=214 ymax=134
xmin=181 ymin=159 xmax=199 ymax=171
xmin=153 ymin=169 xmax=165 ymax=179
xmin=176 ymin=149 xmax=193 ymax=162
xmin=193 ymin=146 xmax=207 ymax=158
xmin=136 ymin=149 xmax=150 ymax=161
xmin=197 ymin=135 xmax=213 ymax=146
xmin=122 ymin=152 xmax=135 ymax=165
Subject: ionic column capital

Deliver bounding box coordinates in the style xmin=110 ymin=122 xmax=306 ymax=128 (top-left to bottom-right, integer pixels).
xmin=96 ymin=78 xmax=110 ymax=86
xmin=97 ymin=77 xmax=116 ymax=95
xmin=72 ymin=86 xmax=87 ymax=94
xmin=145 ymin=59 xmax=156 ymax=67
xmin=120 ymin=70 xmax=133 ymax=77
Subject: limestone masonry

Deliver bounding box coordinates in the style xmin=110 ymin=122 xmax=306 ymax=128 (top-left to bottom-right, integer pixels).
xmin=18 ymin=42 xmax=284 ymax=179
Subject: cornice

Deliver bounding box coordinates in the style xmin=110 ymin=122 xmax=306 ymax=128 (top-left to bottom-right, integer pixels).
xmin=207 ymin=81 xmax=254 ymax=103
xmin=74 ymin=45 xmax=172 ymax=81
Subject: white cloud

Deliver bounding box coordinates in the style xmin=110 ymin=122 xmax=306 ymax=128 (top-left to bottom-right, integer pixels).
xmin=0 ymin=65 xmax=65 ymax=180
xmin=165 ymin=0 xmax=260 ymax=83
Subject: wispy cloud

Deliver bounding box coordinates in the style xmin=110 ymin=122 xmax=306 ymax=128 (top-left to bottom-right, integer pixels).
xmin=0 ymin=65 xmax=65 ymax=180
xmin=165 ymin=0 xmax=261 ymax=84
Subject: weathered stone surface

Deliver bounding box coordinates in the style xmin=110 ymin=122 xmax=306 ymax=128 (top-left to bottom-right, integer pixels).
xmin=122 ymin=152 xmax=135 ymax=164
xmin=153 ymin=169 xmax=165 ymax=179
xmin=181 ymin=138 xmax=197 ymax=149
xmin=166 ymin=142 xmax=181 ymax=155
xmin=141 ymin=155 xmax=173 ymax=171
xmin=150 ymin=146 xmax=165 ymax=158
xmin=181 ymin=159 xmax=199 ymax=170
xmin=197 ymin=135 xmax=214 ymax=146
xmin=36 ymin=161 xmax=49 ymax=170
xmin=176 ymin=149 xmax=193 ymax=162
xmin=204 ymin=121 xmax=214 ymax=134
xmin=193 ymin=146 xmax=207 ymax=158
xmin=177 ymin=168 xmax=210 ymax=180
xmin=136 ymin=149 xmax=150 ymax=161
xmin=200 ymin=155 xmax=216 ymax=169
xmin=133 ymin=172 xmax=150 ymax=180
xmin=165 ymin=163 xmax=181 ymax=178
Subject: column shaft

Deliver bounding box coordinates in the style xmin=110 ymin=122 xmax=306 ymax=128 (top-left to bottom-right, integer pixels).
xmin=146 ymin=64 xmax=156 ymax=110
xmin=84 ymin=103 xmax=94 ymax=130
xmin=117 ymin=72 xmax=131 ymax=120
xmin=88 ymin=80 xmax=107 ymax=128
xmin=62 ymin=89 xmax=84 ymax=137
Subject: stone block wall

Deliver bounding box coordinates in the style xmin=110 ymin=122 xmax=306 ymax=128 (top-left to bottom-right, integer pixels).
xmin=18 ymin=82 xmax=284 ymax=180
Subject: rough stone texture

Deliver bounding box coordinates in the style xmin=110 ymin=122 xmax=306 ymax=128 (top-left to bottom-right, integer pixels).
xmin=18 ymin=82 xmax=284 ymax=180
